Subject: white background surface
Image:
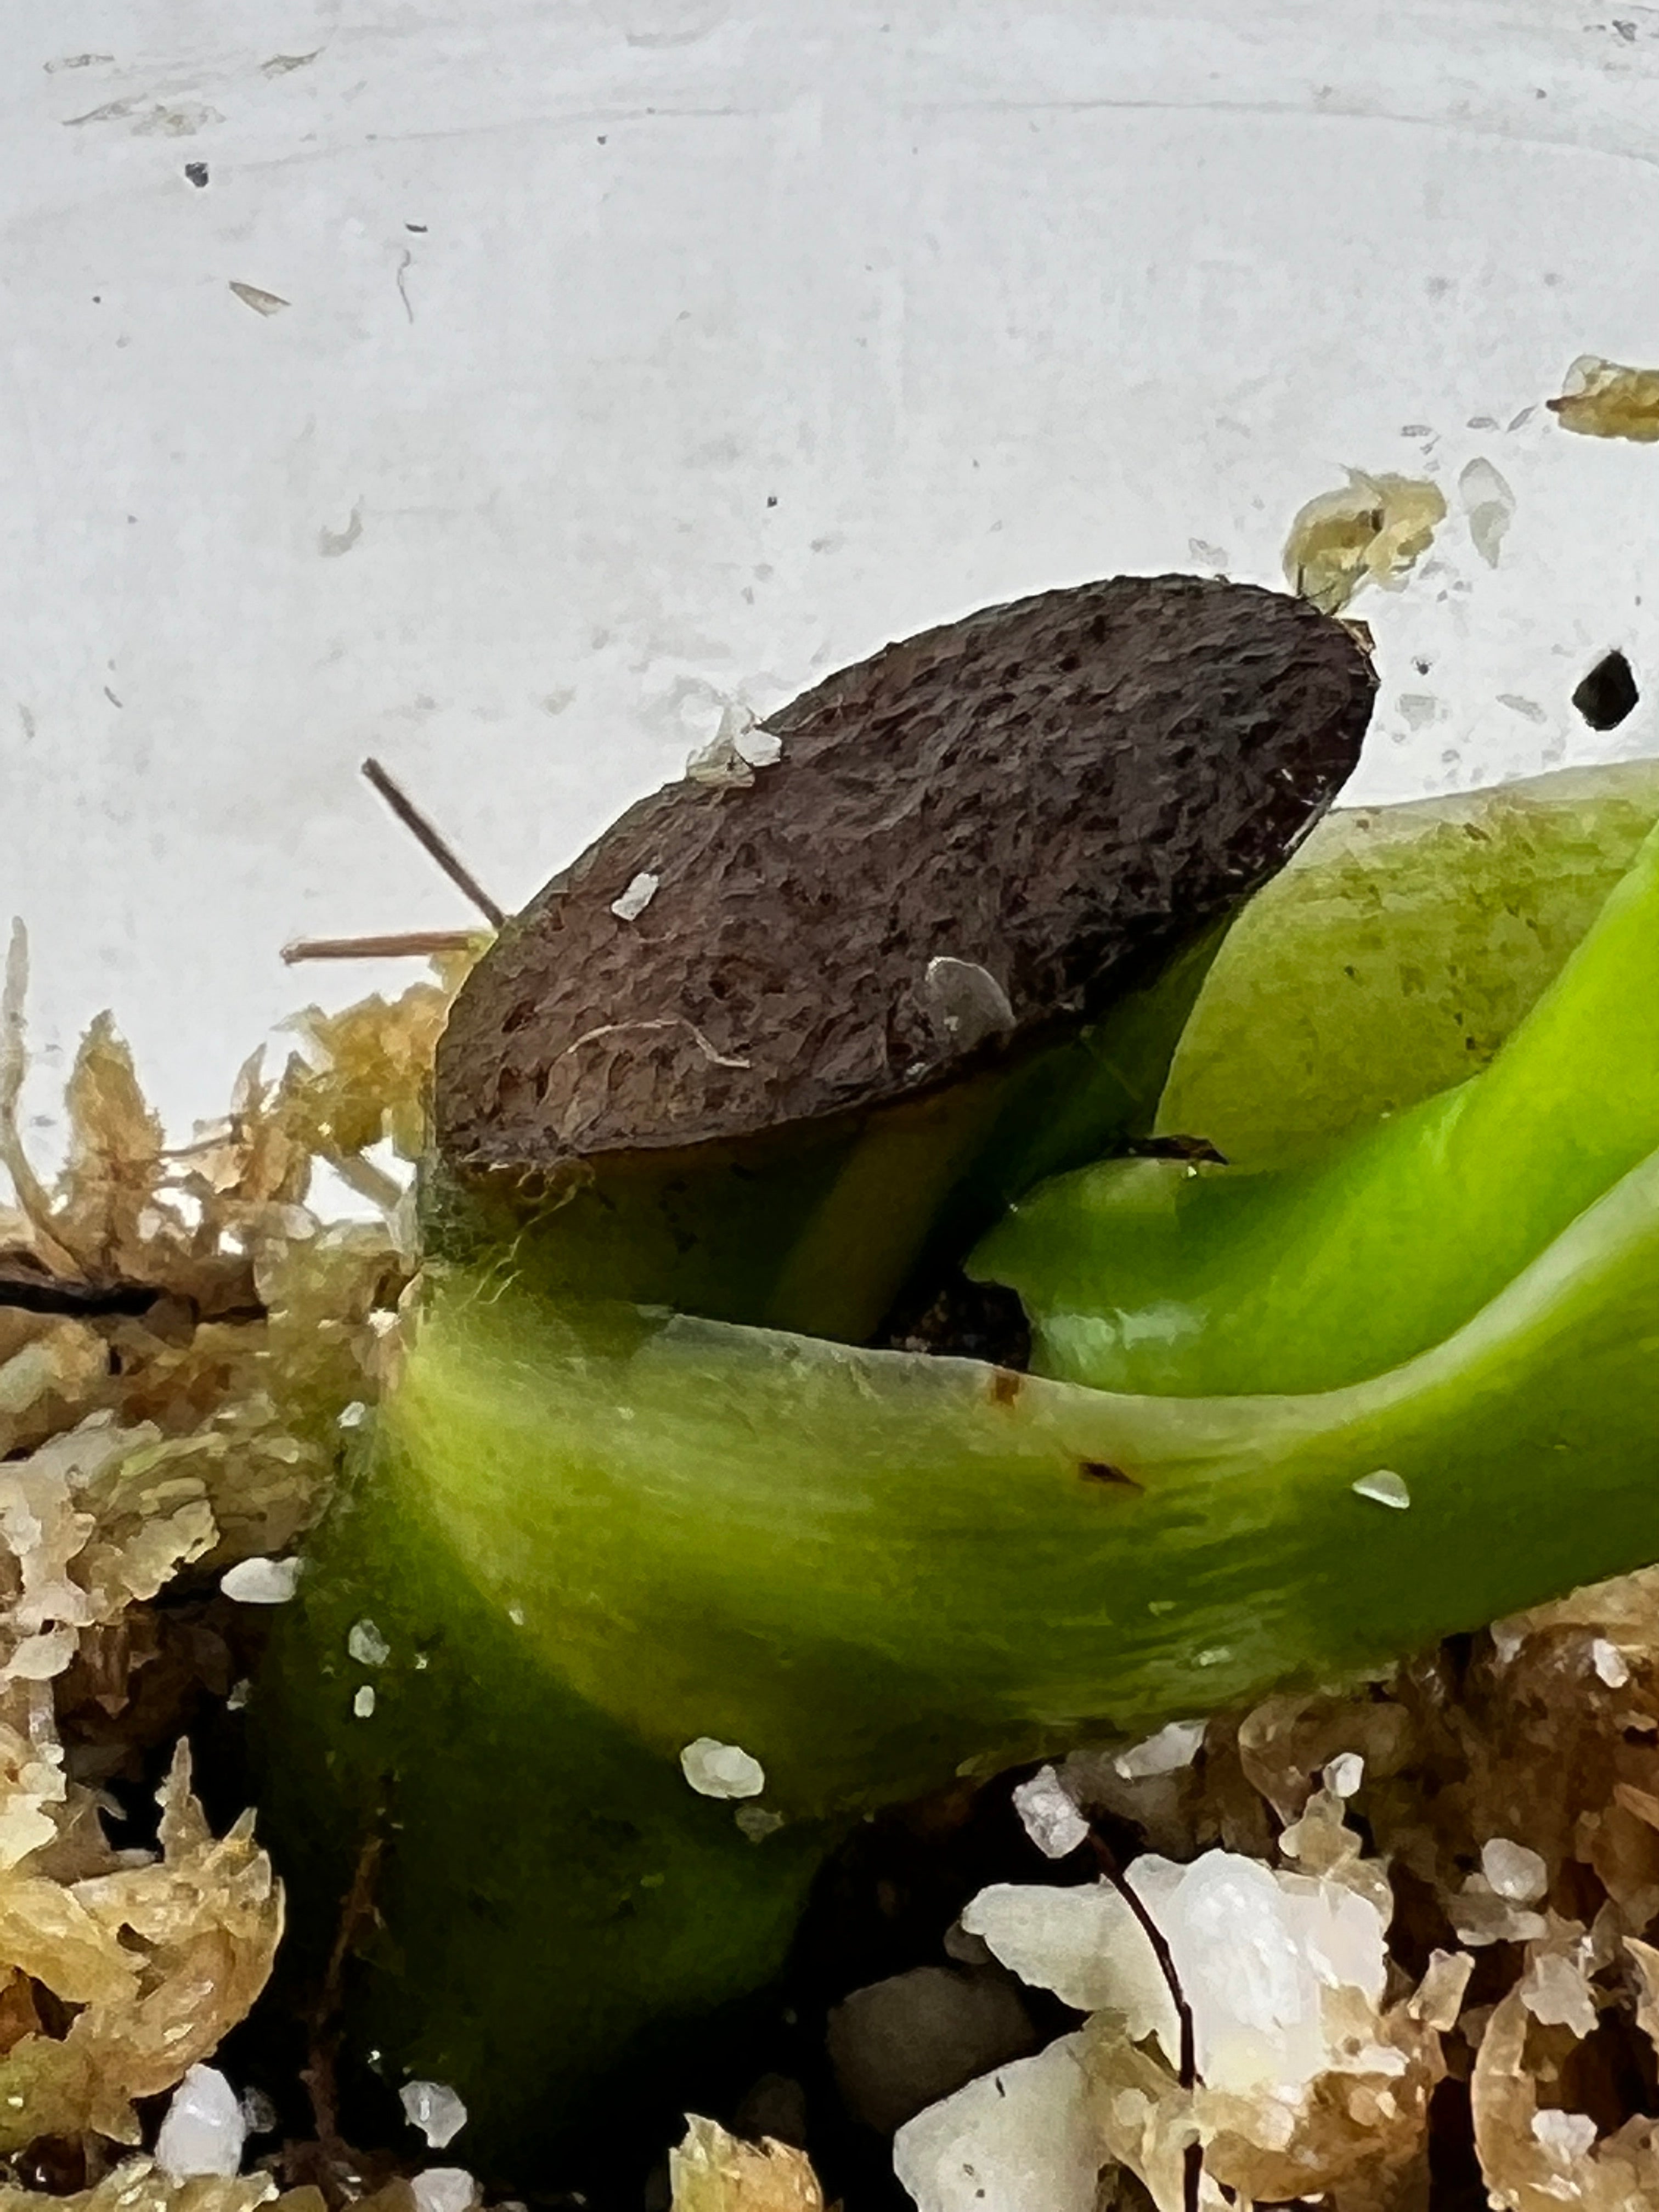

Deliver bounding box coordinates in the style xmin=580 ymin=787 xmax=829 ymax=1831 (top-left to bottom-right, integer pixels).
xmin=3 ymin=0 xmax=1658 ymax=1149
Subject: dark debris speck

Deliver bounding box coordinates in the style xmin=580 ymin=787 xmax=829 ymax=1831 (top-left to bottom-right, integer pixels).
xmin=1079 ymin=1460 xmax=1144 ymax=1491
xmin=1572 ymin=650 xmax=1640 ymax=732
xmin=876 ymin=1274 xmax=1032 ymax=1369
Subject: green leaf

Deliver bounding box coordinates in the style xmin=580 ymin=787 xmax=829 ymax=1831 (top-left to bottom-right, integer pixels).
xmin=1163 ymin=759 xmax=1659 ymax=1171
xmin=973 ymin=767 xmax=1659 ymax=1395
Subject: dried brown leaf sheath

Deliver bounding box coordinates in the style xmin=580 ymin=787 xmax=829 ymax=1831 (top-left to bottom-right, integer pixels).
xmin=438 ymin=575 xmax=1375 ymax=1177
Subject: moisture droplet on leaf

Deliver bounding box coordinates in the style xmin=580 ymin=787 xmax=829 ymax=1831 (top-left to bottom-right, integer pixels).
xmin=922 ymin=957 xmax=1016 ymax=1052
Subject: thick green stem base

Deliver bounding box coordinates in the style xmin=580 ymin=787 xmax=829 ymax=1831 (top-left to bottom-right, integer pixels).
xmin=253 ymin=1432 xmax=835 ymax=2180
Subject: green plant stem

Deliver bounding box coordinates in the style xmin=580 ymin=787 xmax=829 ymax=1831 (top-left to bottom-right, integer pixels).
xmin=262 ymin=1142 xmax=1659 ymax=2163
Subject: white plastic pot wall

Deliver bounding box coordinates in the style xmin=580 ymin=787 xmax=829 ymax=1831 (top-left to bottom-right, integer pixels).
xmin=3 ymin=0 xmax=1657 ymax=1143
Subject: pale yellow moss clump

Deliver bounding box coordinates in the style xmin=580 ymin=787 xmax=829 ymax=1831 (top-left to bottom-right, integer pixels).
xmin=0 ymin=922 xmax=481 ymax=2186
xmin=1282 ymin=469 xmax=1446 ymax=614
xmin=1547 ymin=354 xmax=1659 ymax=442
xmin=669 ymin=2116 xmax=824 ymax=2212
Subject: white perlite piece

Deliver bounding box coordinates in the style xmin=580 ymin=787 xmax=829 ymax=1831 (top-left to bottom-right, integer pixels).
xmin=1593 ymin=1637 xmax=1632 ymax=1688
xmin=400 ymin=2079 xmax=469 ymax=2149
xmin=411 ymin=2170 xmax=478 ymax=2212
xmin=155 ymin=2064 xmax=247 ymax=2181
xmin=893 ymin=2033 xmax=1100 ymax=2212
xmin=1352 ymin=1468 xmax=1411 ymax=1510
xmin=962 ymin=1881 xmax=1176 ymax=2044
xmin=1489 ymin=1616 xmax=1527 ymax=1664
xmin=220 ymin=1555 xmax=303 ymax=1604
xmin=737 ymin=730 xmax=783 ymax=770
xmin=1448 ymin=1882 xmax=1548 ymax=1948
xmin=685 ymin=700 xmax=782 ymax=787
xmin=1409 ymin=1948 xmax=1475 ymax=2031
xmin=353 ymin=1685 xmax=376 ymax=1719
xmin=1325 ymin=1752 xmax=1365 ymax=1799
xmin=1481 ymin=1836 xmax=1547 ymax=1905
xmin=609 ymin=871 xmax=661 ymax=922
xmin=7 ymin=1626 xmax=76 ymax=1680
xmin=1531 ymin=2108 xmax=1598 ymax=2165
xmin=348 ymin=1618 xmax=390 ymax=1667
xmin=1111 ymin=1718 xmax=1205 ymax=1781
xmin=1142 ymin=1852 xmax=1388 ymax=2093
xmin=680 ymin=1736 xmax=766 ymax=1800
xmin=966 ymin=1847 xmax=1389 ymax=2098
xmin=1012 ymin=1765 xmax=1089 ymax=1860
xmin=1521 ymin=1949 xmax=1598 ymax=2038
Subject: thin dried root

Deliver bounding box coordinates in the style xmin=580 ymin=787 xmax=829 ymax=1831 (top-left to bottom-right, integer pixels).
xmin=360 ymin=757 xmax=506 ymax=929
xmin=282 ymin=931 xmax=482 ymax=964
